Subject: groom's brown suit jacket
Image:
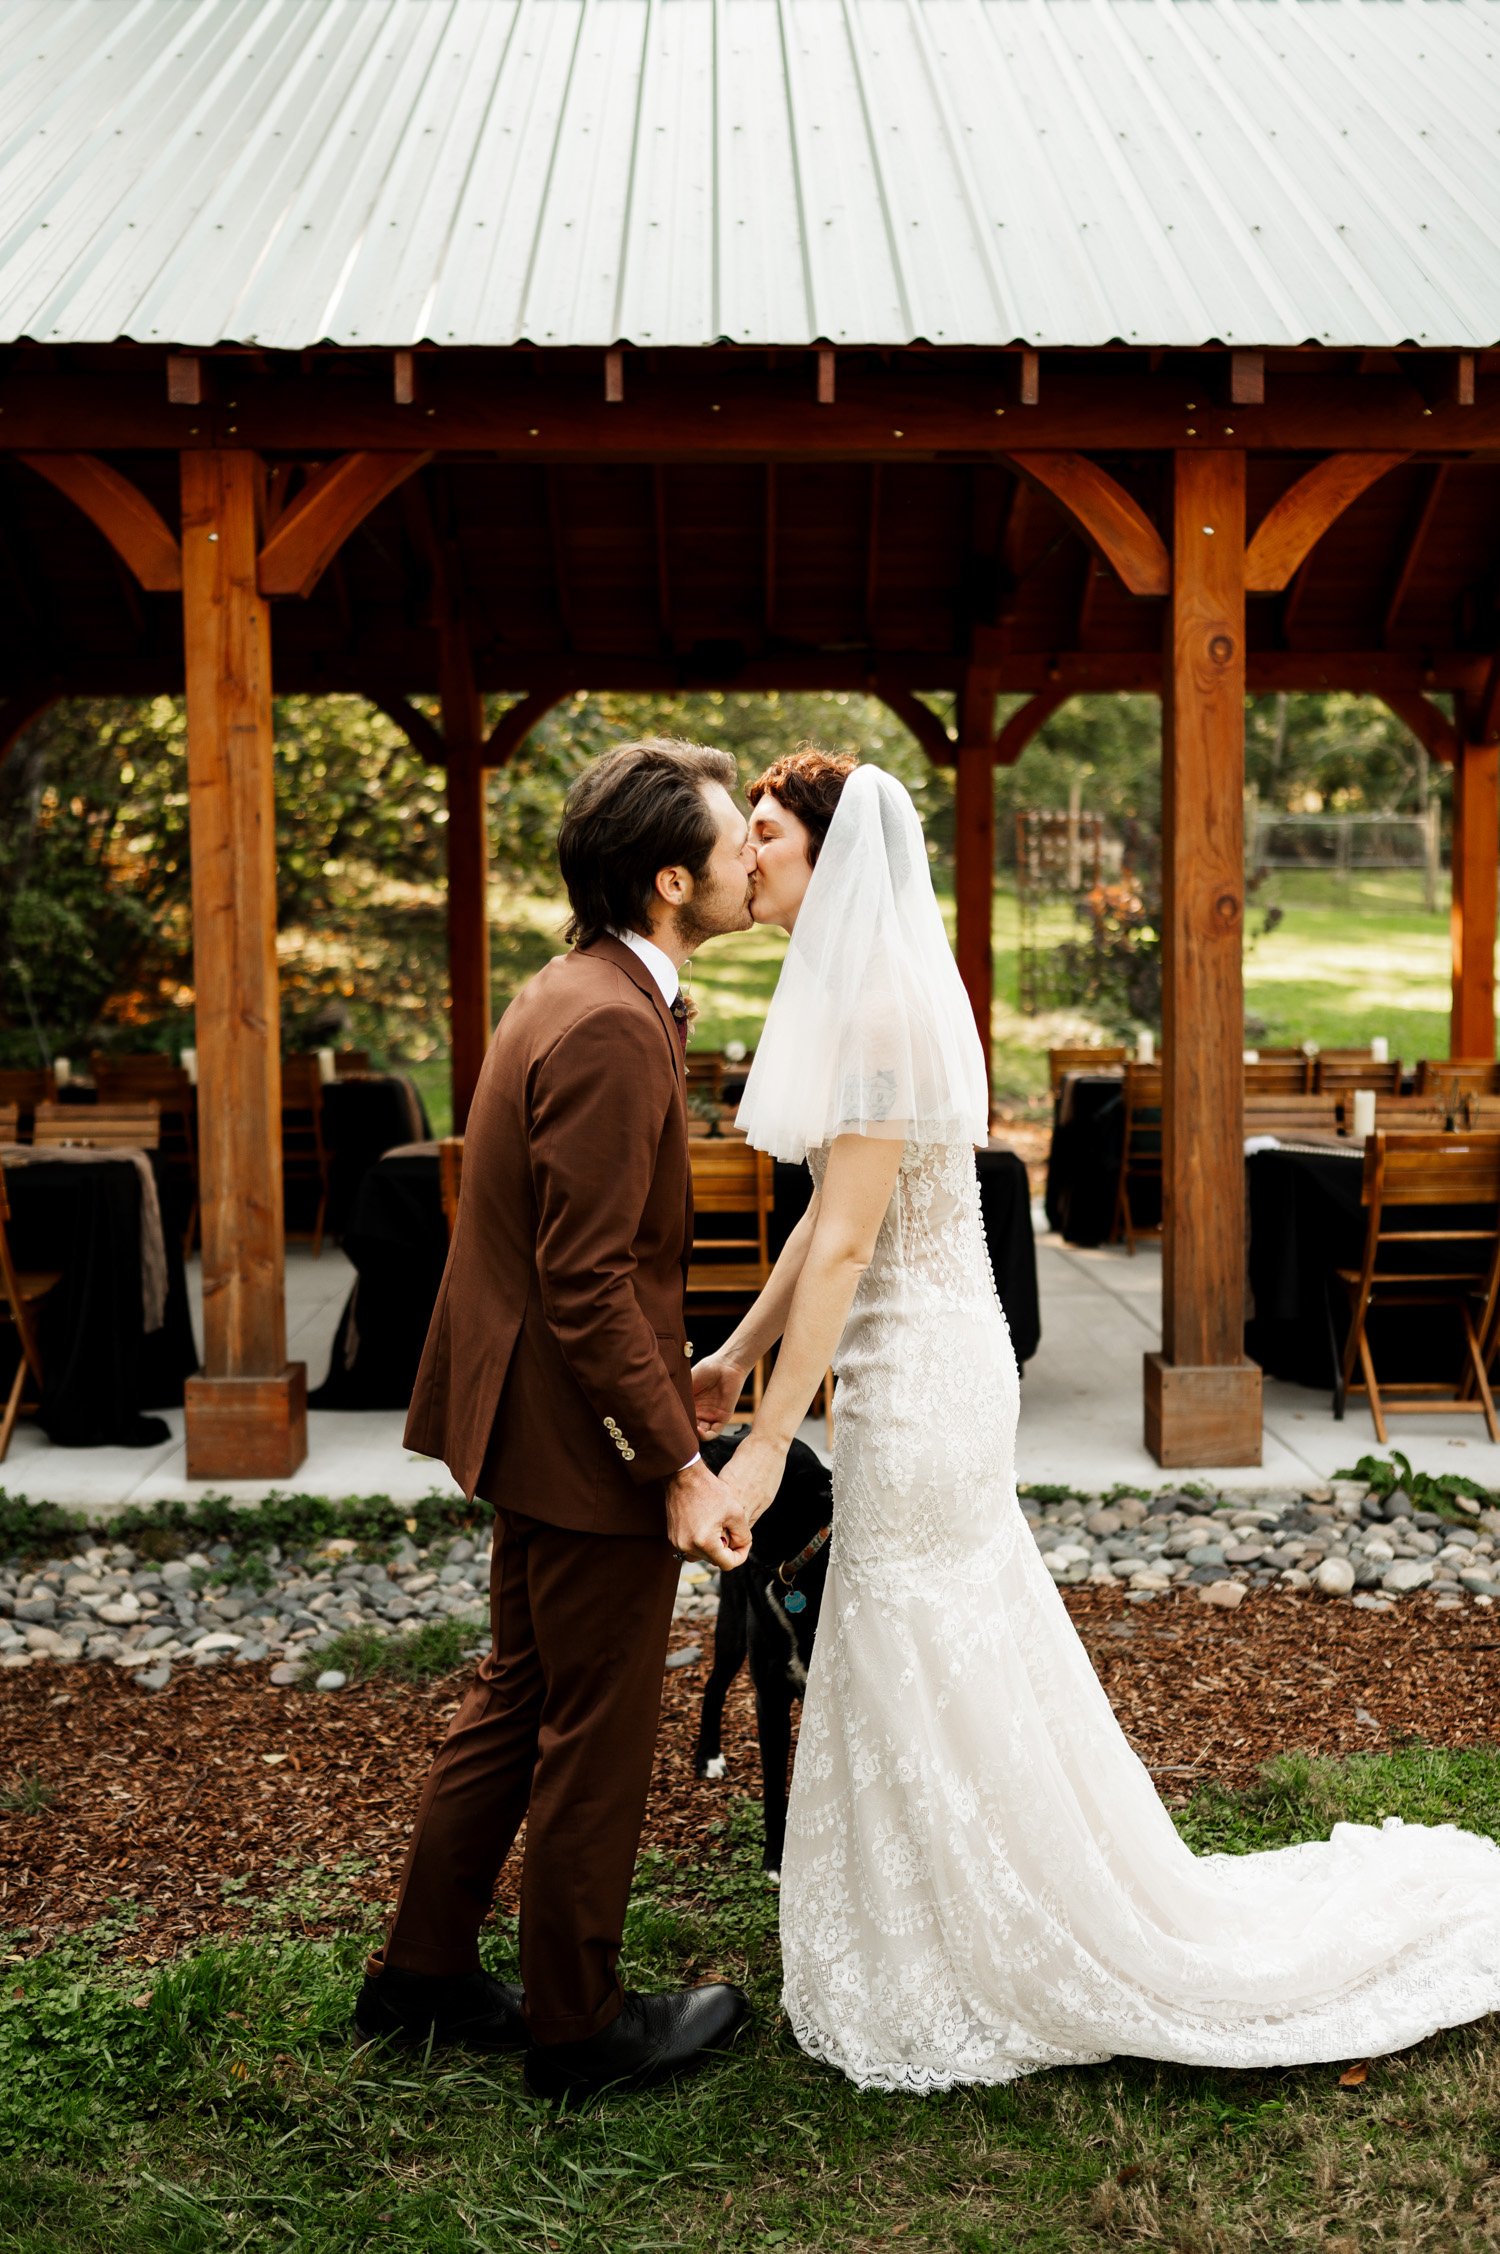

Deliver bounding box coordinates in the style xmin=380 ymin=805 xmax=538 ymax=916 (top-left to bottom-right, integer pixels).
xmin=404 ymin=935 xmax=701 ymax=1535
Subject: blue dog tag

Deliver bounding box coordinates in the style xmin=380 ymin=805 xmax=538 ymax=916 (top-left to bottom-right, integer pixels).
xmin=784 ymin=1589 xmax=808 ymax=1615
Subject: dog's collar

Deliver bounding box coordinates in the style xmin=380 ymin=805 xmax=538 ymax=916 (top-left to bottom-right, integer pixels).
xmin=777 ymin=1524 xmax=832 ymax=1590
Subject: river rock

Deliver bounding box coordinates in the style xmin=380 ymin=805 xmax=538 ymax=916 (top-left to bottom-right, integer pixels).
xmin=1197 ymin=1580 xmax=1246 ymax=1610
xmin=1314 ymin=1556 xmax=1356 ymax=1597
xmin=1382 ymin=1559 xmax=1434 ymax=1594
xmin=314 ymin=1669 xmax=347 ymax=1692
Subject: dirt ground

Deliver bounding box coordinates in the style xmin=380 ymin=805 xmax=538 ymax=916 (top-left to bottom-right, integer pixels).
xmin=2 ymin=1587 xmax=1497 ymax=1961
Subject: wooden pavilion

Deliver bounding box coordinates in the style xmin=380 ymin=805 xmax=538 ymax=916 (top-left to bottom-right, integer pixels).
xmin=2 ymin=0 xmax=1498 ymax=1478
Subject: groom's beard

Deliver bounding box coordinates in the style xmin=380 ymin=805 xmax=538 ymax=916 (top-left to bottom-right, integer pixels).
xmin=672 ymin=879 xmax=751 ymax=953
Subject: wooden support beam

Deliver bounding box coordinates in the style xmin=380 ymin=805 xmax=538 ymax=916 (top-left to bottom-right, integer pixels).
xmin=1381 ymin=691 xmax=1460 ymax=767
xmin=958 ymin=663 xmax=999 ymax=750
xmin=166 ymin=353 xmax=203 ymax=407
xmin=1450 ymin=714 xmax=1498 ymax=1057
xmin=440 ymin=622 xmax=491 ymax=1132
xmin=1475 ymin=652 xmax=1500 ymax=750
xmin=605 ymin=348 xmax=624 ymax=404
xmin=652 ymin=467 xmax=673 ymax=649
xmin=485 ymin=689 xmax=562 ymax=769
xmin=1243 ymin=452 xmax=1408 ymax=593
xmin=0 ymin=690 xmax=56 ymax=771
xmin=1382 ymin=463 xmax=1448 ymax=644
xmin=817 ymin=348 xmax=836 ymax=406
xmin=257 ymin=450 xmax=430 ymax=598
xmin=1007 ymin=453 xmax=1170 ymax=597
xmin=1146 ymin=449 xmax=1262 ymax=1469
xmin=954 ymin=740 xmax=996 ymax=1093
xmin=20 ymin=453 xmax=182 ymax=591
xmin=876 ymin=687 xmax=955 ymax=769
xmin=393 ymin=350 xmax=419 ymax=407
xmin=764 ymin=464 xmax=777 ymax=641
xmin=365 ymin=689 xmax=448 ymax=766
xmin=1455 ymin=353 xmax=1476 ymax=408
xmin=179 ymin=450 xmax=305 ymax=1480
xmin=995 ymin=690 xmax=1067 ymax=767
xmin=1018 ymin=349 xmax=1040 ymax=407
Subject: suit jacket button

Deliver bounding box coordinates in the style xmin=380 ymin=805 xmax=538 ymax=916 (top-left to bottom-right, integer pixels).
xmin=622 ymin=1447 xmax=636 ymax=1461
xmin=604 ymin=1418 xmax=619 ymax=1432
xmin=683 ymin=1342 xmax=694 ymax=1359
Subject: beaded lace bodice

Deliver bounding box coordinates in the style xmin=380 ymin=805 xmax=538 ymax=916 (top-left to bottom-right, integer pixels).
xmin=781 ymin=1139 xmax=1500 ymax=2095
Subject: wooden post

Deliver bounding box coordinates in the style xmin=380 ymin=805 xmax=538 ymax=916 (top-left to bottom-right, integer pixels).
xmin=180 ymin=451 xmax=306 ymax=1478
xmin=954 ymin=741 xmax=996 ymax=1097
xmin=440 ymin=624 xmax=491 ymax=1131
xmin=1145 ymin=451 xmax=1262 ymax=1467
xmin=1450 ymin=715 xmax=1499 ymax=1056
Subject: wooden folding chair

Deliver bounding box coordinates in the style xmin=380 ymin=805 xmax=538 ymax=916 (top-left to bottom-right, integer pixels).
xmin=335 ymin=1050 xmax=372 ymax=1077
xmin=1315 ymin=1054 xmax=1402 ymax=1096
xmin=92 ymin=1055 xmax=198 ymax=1246
xmin=1417 ymin=1057 xmax=1500 ymax=1098
xmin=0 ymin=1170 xmax=61 ymax=1462
xmin=33 ymin=1101 xmax=161 ymax=1150
xmin=279 ymin=1056 xmax=331 ymax=1257
xmin=0 ymin=1107 xmax=17 ymax=1143
xmin=1336 ymin=1131 xmax=1500 ymax=1443
xmin=1112 ymin=1063 xmax=1163 ymax=1254
xmin=0 ymin=1069 xmax=56 ymax=1137
xmin=1048 ymin=1044 xmax=1127 ymax=1093
xmin=687 ymin=1141 xmax=776 ymax=1412
xmin=1244 ymin=1057 xmax=1312 ymax=1096
xmin=439 ymin=1136 xmax=463 ymax=1240
xmin=1243 ymin=1093 xmax=1341 ymax=1137
xmin=685 ymin=1050 xmax=727 ymax=1105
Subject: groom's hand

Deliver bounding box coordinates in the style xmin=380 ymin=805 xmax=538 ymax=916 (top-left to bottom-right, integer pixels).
xmin=666 ymin=1458 xmax=752 ymax=1571
xmin=691 ymin=1353 xmax=746 ymax=1437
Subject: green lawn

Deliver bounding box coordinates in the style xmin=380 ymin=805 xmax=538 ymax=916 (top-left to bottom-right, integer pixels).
xmin=5 ymin=1747 xmax=1500 ymax=2254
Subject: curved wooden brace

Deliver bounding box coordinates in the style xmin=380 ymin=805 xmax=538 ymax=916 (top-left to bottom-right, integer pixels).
xmin=996 ymin=690 xmax=1069 ymax=767
xmin=259 ymin=451 xmax=431 ymax=599
xmin=1244 ymin=453 xmax=1409 ymax=594
xmin=0 ymin=689 xmax=57 ymax=772
xmin=19 ymin=454 xmax=181 ymax=591
xmin=1006 ymin=453 xmax=1169 ymax=597
xmin=1380 ymin=691 xmax=1459 ymax=767
xmin=365 ymin=689 xmax=448 ymax=767
xmin=486 ymin=689 xmax=565 ymax=770
xmin=876 ymin=686 xmax=955 ymax=768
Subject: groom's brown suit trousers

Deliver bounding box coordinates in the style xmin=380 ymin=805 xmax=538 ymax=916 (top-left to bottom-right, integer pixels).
xmin=375 ymin=937 xmax=702 ymax=2043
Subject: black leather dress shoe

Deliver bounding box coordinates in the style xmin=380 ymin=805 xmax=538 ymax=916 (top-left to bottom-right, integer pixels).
xmin=353 ymin=1966 xmax=526 ymax=2053
xmin=523 ymin=1983 xmax=751 ymax=2101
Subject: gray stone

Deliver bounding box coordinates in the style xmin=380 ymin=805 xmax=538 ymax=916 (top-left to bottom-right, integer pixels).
xmin=1460 ymin=1571 xmax=1500 ymax=1597
xmin=665 ymin=1645 xmax=703 ymax=1670
xmin=1224 ymin=1542 xmax=1266 ymax=1564
xmin=1185 ymin=1544 xmax=1226 ymax=1568
xmin=1382 ymin=1559 xmax=1434 ymax=1594
xmin=135 ymin=1624 xmax=176 ymax=1653
xmin=1313 ymin=1556 xmax=1356 ymax=1598
xmin=233 ymin=1640 xmax=271 ymax=1665
xmin=14 ymin=1594 xmax=56 ymax=1623
xmin=160 ymin=1559 xmax=193 ymax=1586
xmin=1352 ymin=1593 xmax=1394 ymax=1611
xmin=314 ymin=1669 xmax=347 ymax=1692
xmin=1083 ymin=1508 xmax=1123 ymax=1538
xmin=134 ymin=1663 xmax=172 ymax=1692
xmin=1354 ymin=1561 xmax=1388 ymax=1589
xmin=269 ymin=1661 xmax=306 ymax=1687
xmin=1381 ymin=1492 xmax=1415 ymax=1521
xmin=1197 ymin=1580 xmax=1246 ymax=1610
xmin=96 ymin=1598 xmax=141 ymax=1626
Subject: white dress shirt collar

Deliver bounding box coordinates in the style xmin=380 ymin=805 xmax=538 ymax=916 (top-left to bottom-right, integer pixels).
xmin=610 ymin=927 xmax=681 ymax=1007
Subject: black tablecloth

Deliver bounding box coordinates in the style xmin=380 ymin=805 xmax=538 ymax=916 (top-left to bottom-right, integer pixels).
xmin=2 ymin=1151 xmax=199 ymax=1444
xmin=1245 ymin=1144 xmax=1490 ymax=1393
xmin=310 ymin=1075 xmax=431 ymax=1241
xmin=315 ymin=1141 xmax=1041 ymax=1411
xmin=1045 ymin=1074 xmax=1163 ymax=1247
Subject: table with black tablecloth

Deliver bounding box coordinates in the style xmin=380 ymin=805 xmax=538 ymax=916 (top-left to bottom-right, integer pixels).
xmin=1 ymin=1149 xmax=199 ymax=1445
xmin=314 ymin=1138 xmax=1041 ymax=1411
xmin=309 ymin=1073 xmax=431 ymax=1240
xmin=1044 ymin=1071 xmax=1159 ymax=1247
xmin=1245 ymin=1141 xmax=1491 ymax=1395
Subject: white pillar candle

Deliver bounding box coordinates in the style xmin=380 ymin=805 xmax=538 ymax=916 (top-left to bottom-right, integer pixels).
xmin=1242 ymin=1049 xmax=1260 ymax=1065
xmin=1136 ymin=1028 xmax=1155 ymax=1065
xmin=180 ymin=1046 xmax=198 ymax=1085
xmin=1370 ymin=1036 xmax=1389 ymax=1064
xmin=52 ymin=1055 xmax=71 ymax=1087
xmin=1352 ymin=1088 xmax=1376 ymax=1141
xmin=1302 ymin=1038 xmax=1320 ymax=1058
xmin=316 ymin=1046 xmax=336 ymax=1084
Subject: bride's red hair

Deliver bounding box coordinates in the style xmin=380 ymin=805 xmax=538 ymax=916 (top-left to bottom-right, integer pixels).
xmin=746 ymin=747 xmax=858 ymax=867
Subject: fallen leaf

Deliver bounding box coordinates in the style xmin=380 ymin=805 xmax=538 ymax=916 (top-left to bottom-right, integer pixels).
xmin=1117 ymin=2163 xmax=1144 ymax=2184
xmin=1339 ymin=2062 xmax=1369 ymax=2087
xmin=130 ymin=1991 xmax=153 ymax=2009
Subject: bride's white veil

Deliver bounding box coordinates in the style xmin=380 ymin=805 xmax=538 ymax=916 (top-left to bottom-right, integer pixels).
xmin=735 ymin=764 xmax=990 ymax=1164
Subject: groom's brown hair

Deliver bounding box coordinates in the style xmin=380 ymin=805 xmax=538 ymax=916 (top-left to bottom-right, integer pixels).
xmin=559 ymin=737 xmax=738 ymax=949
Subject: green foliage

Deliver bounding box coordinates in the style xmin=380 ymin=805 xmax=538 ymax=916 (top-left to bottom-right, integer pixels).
xmin=0 ymin=1772 xmax=55 ymax=1815
xmin=1333 ymin=1450 xmax=1492 ymax=1518
xmin=0 ymin=1489 xmax=485 ymax=1567
xmin=4 ymin=1764 xmax=1500 ymax=2250
xmin=309 ymin=1618 xmax=480 ymax=1685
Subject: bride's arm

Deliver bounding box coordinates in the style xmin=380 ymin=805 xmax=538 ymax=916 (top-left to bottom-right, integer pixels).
xmin=716 ymin=1132 xmax=903 ymax=1520
xmin=690 ymin=1194 xmax=822 ymax=1433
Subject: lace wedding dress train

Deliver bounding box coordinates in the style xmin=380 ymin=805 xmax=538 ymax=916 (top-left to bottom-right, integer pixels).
xmin=779 ymin=1141 xmax=1500 ymax=2093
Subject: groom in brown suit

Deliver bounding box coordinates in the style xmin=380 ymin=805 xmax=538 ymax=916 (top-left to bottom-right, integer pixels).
xmin=357 ymin=739 xmax=756 ymax=2099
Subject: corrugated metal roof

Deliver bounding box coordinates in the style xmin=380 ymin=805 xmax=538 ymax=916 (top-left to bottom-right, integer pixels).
xmin=0 ymin=0 xmax=1496 ymax=353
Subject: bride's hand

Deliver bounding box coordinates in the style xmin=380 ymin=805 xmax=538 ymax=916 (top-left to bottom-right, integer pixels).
xmin=717 ymin=1432 xmax=787 ymax=1526
xmin=691 ymin=1353 xmax=746 ymax=1436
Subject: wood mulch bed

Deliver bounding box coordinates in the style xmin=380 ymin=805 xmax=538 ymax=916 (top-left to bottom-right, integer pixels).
xmin=2 ymin=1587 xmax=1497 ymax=1962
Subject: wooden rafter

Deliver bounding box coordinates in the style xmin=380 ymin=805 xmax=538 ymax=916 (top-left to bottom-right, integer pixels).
xmin=996 ymin=691 xmax=1068 ymax=767
xmin=652 ymin=466 xmax=672 ymax=649
xmin=1380 ymin=691 xmax=1460 ymax=767
xmin=877 ymin=687 xmax=954 ymax=769
xmin=864 ymin=465 xmax=882 ymax=640
xmin=1475 ymin=652 xmax=1500 ymax=749
xmin=1383 ymin=464 xmax=1449 ymax=644
xmin=958 ymin=664 xmax=1000 ymax=749
xmin=764 ymin=465 xmax=777 ymax=642
xmin=1243 ymin=452 xmax=1408 ymax=594
xmin=1007 ymin=453 xmax=1170 ymax=598
xmin=20 ymin=453 xmax=181 ymax=591
xmin=544 ymin=469 xmax=576 ymax=652
xmin=365 ymin=690 xmax=448 ymax=766
xmin=0 ymin=690 xmax=56 ymax=771
xmin=257 ymin=451 xmax=430 ymax=599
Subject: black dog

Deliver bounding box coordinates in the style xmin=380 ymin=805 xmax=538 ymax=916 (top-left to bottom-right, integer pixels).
xmin=693 ymin=1430 xmax=832 ymax=1881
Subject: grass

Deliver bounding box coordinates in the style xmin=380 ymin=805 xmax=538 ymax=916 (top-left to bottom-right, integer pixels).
xmin=308 ymin=1617 xmax=483 ymax=1686
xmin=0 ymin=1772 xmax=55 ymax=1815
xmin=4 ymin=1750 xmax=1500 ymax=2253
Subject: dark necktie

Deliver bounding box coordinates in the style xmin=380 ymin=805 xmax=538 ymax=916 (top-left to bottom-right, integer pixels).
xmin=670 ymin=992 xmax=690 ymax=1054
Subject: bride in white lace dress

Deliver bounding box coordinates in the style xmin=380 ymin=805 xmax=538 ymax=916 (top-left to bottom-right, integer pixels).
xmin=691 ymin=752 xmax=1500 ymax=2095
